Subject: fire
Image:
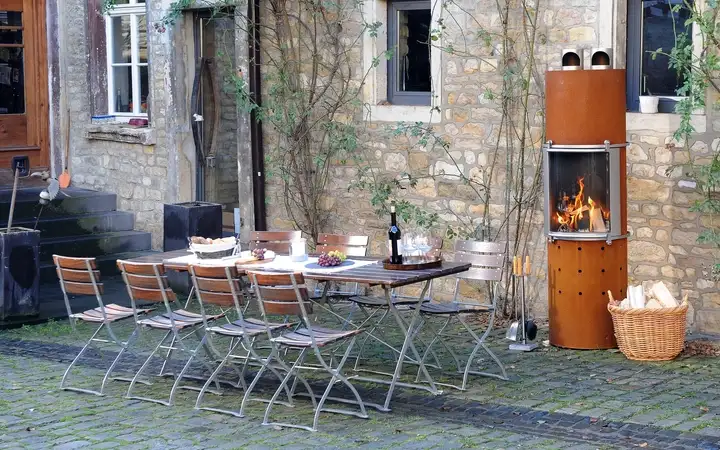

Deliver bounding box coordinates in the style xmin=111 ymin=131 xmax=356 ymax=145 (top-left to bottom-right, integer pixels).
xmin=555 ymin=177 xmax=609 ymax=232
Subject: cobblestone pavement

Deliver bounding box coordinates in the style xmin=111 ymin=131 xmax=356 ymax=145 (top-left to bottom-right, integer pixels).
xmin=1 ymin=314 xmax=720 ymax=449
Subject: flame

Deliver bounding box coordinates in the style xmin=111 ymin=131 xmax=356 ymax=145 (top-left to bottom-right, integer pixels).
xmin=555 ymin=177 xmax=609 ymax=232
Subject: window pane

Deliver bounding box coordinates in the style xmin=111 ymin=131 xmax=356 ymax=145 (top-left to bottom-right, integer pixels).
xmin=641 ymin=0 xmax=693 ymax=96
xmin=113 ymin=66 xmax=133 ymax=112
xmin=138 ymin=15 xmax=147 ymax=63
xmin=111 ymin=15 xmax=132 ymax=63
xmin=113 ymin=0 xmax=130 ymax=4
xmin=135 ymin=65 xmax=148 ymax=114
xmin=0 ymin=11 xmax=22 ymax=26
xmin=396 ymin=9 xmax=431 ymax=92
xmin=0 ymin=29 xmax=21 ymax=45
xmin=0 ymin=47 xmax=24 ymax=114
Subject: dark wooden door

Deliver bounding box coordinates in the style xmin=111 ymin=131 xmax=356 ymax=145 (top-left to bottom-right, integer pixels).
xmin=0 ymin=0 xmax=48 ymax=169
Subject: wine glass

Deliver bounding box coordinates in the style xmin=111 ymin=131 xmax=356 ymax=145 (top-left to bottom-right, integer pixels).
xmin=402 ymin=231 xmax=417 ymax=262
xmin=415 ymin=230 xmax=432 ymax=261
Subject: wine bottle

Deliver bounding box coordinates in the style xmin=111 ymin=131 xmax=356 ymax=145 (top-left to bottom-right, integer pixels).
xmin=389 ymin=205 xmax=403 ymax=264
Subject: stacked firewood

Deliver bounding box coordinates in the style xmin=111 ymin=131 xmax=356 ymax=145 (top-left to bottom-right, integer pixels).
xmin=609 ymin=281 xmax=681 ymax=310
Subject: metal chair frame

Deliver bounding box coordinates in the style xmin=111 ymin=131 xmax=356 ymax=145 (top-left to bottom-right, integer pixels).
xmin=246 ymin=270 xmax=368 ymax=432
xmin=117 ymin=260 xmax=224 ymax=406
xmin=412 ymin=240 xmax=509 ymax=390
xmin=55 ymin=255 xmax=152 ymax=396
xmin=190 ymin=264 xmax=294 ymax=417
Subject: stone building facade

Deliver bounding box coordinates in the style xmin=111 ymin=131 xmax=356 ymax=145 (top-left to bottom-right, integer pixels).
xmin=52 ymin=0 xmax=720 ymax=331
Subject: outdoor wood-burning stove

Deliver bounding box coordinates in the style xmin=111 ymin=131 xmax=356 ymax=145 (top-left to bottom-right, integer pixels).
xmin=544 ymin=48 xmax=627 ymax=349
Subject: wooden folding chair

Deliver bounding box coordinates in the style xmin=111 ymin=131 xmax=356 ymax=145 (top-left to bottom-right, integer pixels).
xmin=249 ymin=231 xmax=301 ymax=255
xmin=245 ymin=270 xmax=368 ymax=432
xmin=189 ymin=264 xmax=293 ymax=417
xmin=412 ymin=240 xmax=508 ymax=390
xmin=313 ymin=233 xmax=369 ymax=300
xmin=55 ymin=255 xmax=153 ymax=396
xmin=117 ymin=260 xmax=224 ymax=406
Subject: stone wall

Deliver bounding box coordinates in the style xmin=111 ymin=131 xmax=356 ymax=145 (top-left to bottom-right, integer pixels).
xmin=261 ymin=0 xmax=720 ymax=333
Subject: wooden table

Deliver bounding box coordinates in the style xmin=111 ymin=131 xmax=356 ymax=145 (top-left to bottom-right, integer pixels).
xmin=128 ymin=251 xmax=471 ymax=411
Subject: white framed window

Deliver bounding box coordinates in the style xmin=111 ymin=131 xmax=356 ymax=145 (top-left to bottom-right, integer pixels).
xmin=105 ymin=0 xmax=148 ymax=117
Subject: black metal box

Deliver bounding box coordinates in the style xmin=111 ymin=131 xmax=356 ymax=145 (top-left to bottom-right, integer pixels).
xmin=0 ymin=227 xmax=40 ymax=319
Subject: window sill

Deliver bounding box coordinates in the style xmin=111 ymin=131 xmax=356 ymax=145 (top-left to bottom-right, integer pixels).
xmin=367 ymin=105 xmax=440 ymax=124
xmin=626 ymin=112 xmax=706 ymax=134
xmin=85 ymin=124 xmax=156 ymax=146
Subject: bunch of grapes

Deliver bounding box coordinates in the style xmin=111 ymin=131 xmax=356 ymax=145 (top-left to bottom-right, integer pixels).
xmin=317 ymin=250 xmax=346 ymax=267
xmin=251 ymin=248 xmax=266 ymax=260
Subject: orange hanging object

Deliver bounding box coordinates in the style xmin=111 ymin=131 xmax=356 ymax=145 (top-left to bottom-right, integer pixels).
xmin=59 ymin=110 xmax=71 ymax=189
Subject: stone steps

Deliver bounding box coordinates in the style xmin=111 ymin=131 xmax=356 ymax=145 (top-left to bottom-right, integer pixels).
xmin=0 ymin=186 xmax=155 ymax=327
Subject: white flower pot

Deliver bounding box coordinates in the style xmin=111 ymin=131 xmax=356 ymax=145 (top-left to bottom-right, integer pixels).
xmin=639 ymin=96 xmax=659 ymax=114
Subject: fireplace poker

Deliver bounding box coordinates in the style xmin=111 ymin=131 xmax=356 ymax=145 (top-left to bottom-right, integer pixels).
xmin=509 ymin=254 xmax=538 ymax=352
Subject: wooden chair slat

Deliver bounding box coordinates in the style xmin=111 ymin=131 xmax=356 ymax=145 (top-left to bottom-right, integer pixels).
xmin=454 ymin=240 xmax=503 ymax=254
xmin=262 ymin=300 xmax=312 ymax=316
xmin=57 ymin=268 xmax=101 ymax=283
xmin=249 ymin=241 xmax=293 ymax=254
xmin=195 ymin=277 xmax=242 ymax=294
xmin=249 ymin=231 xmax=301 ymax=242
xmin=190 ymin=265 xmax=239 ymax=279
xmin=316 ymin=244 xmax=367 ymax=257
xmin=257 ymin=286 xmax=308 ymax=302
xmin=53 ymin=255 xmax=97 ymax=270
xmin=197 ymin=290 xmax=237 ymax=307
xmin=455 ymin=253 xmax=503 ymax=268
xmin=457 ymin=267 xmax=502 ymax=282
xmin=116 ymin=260 xmax=165 ymax=276
xmin=130 ymin=286 xmax=177 ymax=303
xmin=124 ymin=273 xmax=169 ymax=289
xmin=317 ymin=234 xmax=369 ymax=246
xmin=250 ymin=271 xmax=306 ymax=286
xmin=64 ymin=281 xmax=104 ymax=296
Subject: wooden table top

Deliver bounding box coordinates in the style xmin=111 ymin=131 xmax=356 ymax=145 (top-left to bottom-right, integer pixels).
xmin=126 ymin=251 xmax=471 ymax=289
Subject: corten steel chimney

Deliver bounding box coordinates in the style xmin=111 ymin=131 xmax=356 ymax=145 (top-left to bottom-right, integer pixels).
xmin=544 ymin=49 xmax=628 ymax=349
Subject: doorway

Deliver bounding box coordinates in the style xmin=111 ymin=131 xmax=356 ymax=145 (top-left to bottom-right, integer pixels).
xmin=0 ymin=0 xmax=49 ymax=169
xmin=190 ymin=10 xmax=239 ymax=215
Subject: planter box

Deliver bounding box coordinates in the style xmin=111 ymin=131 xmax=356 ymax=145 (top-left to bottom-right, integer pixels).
xmin=0 ymin=227 xmax=40 ymax=320
xmin=163 ymin=202 xmax=223 ymax=251
xmin=163 ymin=202 xmax=222 ymax=293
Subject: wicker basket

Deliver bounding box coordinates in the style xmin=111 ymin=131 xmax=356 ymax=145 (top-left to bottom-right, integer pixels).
xmin=607 ymin=299 xmax=688 ymax=361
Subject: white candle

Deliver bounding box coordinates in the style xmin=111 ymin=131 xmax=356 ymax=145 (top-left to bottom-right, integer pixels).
xmin=290 ymin=238 xmax=307 ymax=261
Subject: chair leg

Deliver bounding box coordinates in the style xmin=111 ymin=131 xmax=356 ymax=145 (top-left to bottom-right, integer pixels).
xmin=126 ymin=329 xmax=172 ymax=402
xmin=60 ymin=324 xmax=105 ymax=395
xmin=458 ymin=314 xmax=508 ymax=388
xmin=158 ymin=332 xmax=177 ymax=377
xmin=195 ymin=337 xmax=243 ymax=415
xmin=414 ymin=315 xmax=453 ymax=383
xmin=312 ymin=338 xmax=368 ymax=431
xmin=99 ymin=326 xmax=141 ymax=394
xmin=263 ymin=348 xmax=320 ymax=432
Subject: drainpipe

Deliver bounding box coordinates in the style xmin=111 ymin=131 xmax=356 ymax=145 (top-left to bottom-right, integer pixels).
xmin=249 ymin=0 xmax=267 ymax=231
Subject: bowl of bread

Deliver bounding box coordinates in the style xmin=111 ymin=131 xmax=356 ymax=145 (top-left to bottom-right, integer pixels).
xmin=189 ymin=236 xmax=238 ymax=259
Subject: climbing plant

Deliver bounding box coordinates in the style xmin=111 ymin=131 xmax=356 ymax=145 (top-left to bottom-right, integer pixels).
xmin=659 ymin=0 xmax=720 ymax=277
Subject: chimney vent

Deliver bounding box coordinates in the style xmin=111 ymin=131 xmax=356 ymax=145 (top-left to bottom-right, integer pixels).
xmin=561 ymin=49 xmax=583 ymax=71
xmin=590 ymin=48 xmax=612 ymax=70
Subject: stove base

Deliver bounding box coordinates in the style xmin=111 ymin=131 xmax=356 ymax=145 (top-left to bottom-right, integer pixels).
xmin=548 ymin=238 xmax=627 ymax=349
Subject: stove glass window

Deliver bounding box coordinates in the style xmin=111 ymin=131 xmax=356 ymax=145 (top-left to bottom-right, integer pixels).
xmin=548 ymin=152 xmax=610 ymax=234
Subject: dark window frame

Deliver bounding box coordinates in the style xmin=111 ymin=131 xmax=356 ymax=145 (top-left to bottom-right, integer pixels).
xmin=387 ymin=0 xmax=431 ymax=106
xmin=626 ymin=0 xmax=693 ymax=113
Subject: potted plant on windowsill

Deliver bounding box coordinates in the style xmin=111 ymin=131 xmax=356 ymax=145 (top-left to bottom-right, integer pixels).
xmin=0 ymin=158 xmax=41 ymax=320
xmin=639 ymin=89 xmax=659 ymax=114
